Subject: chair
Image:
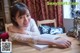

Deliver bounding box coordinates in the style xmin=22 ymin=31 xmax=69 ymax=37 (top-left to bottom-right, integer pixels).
xmin=37 ymin=19 xmax=57 ymax=27
xmin=0 ymin=23 xmax=12 ymax=41
xmin=5 ymin=23 xmax=13 ymax=32
xmin=37 ymin=19 xmax=63 ymax=34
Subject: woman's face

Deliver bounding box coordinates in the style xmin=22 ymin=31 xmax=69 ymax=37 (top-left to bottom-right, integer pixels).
xmin=15 ymin=10 xmax=31 ymax=28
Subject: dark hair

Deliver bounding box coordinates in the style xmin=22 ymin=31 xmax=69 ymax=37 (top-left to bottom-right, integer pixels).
xmin=11 ymin=2 xmax=29 ymax=27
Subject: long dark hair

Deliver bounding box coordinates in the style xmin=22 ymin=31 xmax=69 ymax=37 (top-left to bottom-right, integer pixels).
xmin=10 ymin=2 xmax=29 ymax=27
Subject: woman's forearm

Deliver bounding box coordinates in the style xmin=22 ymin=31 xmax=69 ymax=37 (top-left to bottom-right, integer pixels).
xmin=9 ymin=31 xmax=56 ymax=45
xmin=32 ymin=36 xmax=56 ymax=45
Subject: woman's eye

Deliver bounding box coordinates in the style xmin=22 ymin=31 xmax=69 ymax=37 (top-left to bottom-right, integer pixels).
xmin=26 ymin=15 xmax=29 ymax=17
xmin=19 ymin=16 xmax=22 ymax=19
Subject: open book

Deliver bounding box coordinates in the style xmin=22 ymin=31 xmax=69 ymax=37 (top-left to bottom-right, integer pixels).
xmin=28 ymin=43 xmax=48 ymax=50
xmin=34 ymin=44 xmax=48 ymax=50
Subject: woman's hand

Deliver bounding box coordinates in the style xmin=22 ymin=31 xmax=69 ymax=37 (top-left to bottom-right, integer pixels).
xmin=54 ymin=38 xmax=71 ymax=48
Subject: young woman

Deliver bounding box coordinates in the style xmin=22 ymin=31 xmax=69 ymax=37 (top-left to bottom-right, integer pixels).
xmin=8 ymin=2 xmax=71 ymax=48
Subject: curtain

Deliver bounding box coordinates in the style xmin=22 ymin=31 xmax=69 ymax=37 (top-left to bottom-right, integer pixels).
xmin=23 ymin=0 xmax=63 ymax=27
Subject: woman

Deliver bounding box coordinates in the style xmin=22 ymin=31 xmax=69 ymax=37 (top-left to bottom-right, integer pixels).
xmin=8 ymin=2 xmax=71 ymax=48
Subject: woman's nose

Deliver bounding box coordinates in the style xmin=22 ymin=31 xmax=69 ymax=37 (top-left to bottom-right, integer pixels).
xmin=24 ymin=17 xmax=28 ymax=21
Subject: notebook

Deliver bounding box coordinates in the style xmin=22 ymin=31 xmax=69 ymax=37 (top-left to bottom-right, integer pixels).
xmin=28 ymin=43 xmax=48 ymax=50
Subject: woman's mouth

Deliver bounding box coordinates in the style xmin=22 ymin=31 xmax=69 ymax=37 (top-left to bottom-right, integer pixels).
xmin=23 ymin=23 xmax=28 ymax=26
xmin=23 ymin=21 xmax=29 ymax=27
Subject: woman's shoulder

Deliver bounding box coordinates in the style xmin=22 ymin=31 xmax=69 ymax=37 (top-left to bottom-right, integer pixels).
xmin=30 ymin=18 xmax=35 ymax=22
xmin=29 ymin=18 xmax=36 ymax=24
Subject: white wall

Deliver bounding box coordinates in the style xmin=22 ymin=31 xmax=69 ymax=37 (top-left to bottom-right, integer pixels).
xmin=63 ymin=19 xmax=74 ymax=32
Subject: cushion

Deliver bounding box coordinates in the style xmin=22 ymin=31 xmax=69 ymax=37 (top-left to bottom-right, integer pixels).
xmin=38 ymin=25 xmax=50 ymax=34
xmin=50 ymin=27 xmax=63 ymax=35
xmin=38 ymin=25 xmax=63 ymax=35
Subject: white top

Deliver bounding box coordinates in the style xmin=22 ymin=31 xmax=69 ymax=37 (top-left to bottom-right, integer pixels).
xmin=25 ymin=18 xmax=40 ymax=35
xmin=8 ymin=18 xmax=40 ymax=41
xmin=8 ymin=18 xmax=60 ymax=44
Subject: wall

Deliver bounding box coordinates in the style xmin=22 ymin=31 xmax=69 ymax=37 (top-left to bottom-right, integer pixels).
xmin=63 ymin=0 xmax=73 ymax=32
xmin=63 ymin=19 xmax=74 ymax=32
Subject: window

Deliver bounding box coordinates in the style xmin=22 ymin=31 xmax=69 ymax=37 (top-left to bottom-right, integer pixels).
xmin=63 ymin=0 xmax=79 ymax=19
xmin=71 ymin=0 xmax=76 ymax=18
xmin=63 ymin=0 xmax=72 ymax=19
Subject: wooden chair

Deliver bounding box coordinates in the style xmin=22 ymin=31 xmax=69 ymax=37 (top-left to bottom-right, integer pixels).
xmin=37 ymin=19 xmax=57 ymax=27
xmin=5 ymin=23 xmax=13 ymax=32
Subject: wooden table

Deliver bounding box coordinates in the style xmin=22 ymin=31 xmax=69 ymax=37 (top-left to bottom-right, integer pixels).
xmin=12 ymin=33 xmax=80 ymax=53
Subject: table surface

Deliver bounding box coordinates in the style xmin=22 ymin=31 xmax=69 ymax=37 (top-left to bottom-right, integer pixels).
xmin=12 ymin=33 xmax=80 ymax=53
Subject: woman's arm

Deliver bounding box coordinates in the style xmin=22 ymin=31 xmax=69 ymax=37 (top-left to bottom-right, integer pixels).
xmin=8 ymin=30 xmax=71 ymax=48
xmin=7 ymin=19 xmax=71 ymax=48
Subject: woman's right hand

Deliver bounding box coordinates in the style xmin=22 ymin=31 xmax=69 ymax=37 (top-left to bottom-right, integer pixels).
xmin=54 ymin=38 xmax=71 ymax=48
